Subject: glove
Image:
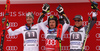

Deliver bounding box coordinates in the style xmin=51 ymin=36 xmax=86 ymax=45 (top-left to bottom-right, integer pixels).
xmin=55 ymin=37 xmax=61 ymax=40
xmin=91 ymin=1 xmax=98 ymax=9
xmin=56 ymin=5 xmax=64 ymax=14
xmin=42 ymin=3 xmax=50 ymax=14
xmin=6 ymin=20 xmax=9 ymax=27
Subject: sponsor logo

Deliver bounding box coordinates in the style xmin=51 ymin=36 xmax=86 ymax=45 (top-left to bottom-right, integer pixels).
xmin=85 ymin=45 xmax=90 ymax=50
xmin=6 ymin=34 xmax=18 ymax=41
xmin=61 ymin=46 xmax=70 ymax=50
xmin=46 ymin=11 xmax=58 ymax=17
xmin=70 ymin=42 xmax=80 ymax=45
xmin=6 ymin=46 xmax=18 ymax=50
xmin=96 ymin=45 xmax=100 ymax=50
xmin=6 ymin=34 xmax=18 ymax=39
xmin=25 ymin=40 xmax=38 ymax=43
xmin=82 ymin=21 xmax=88 ymax=26
xmin=63 ymin=33 xmax=70 ymax=38
xmin=95 ymin=33 xmax=100 ymax=41
xmin=41 ymin=34 xmax=45 ymax=41
xmin=41 ymin=46 xmax=70 ymax=50
xmin=9 ymin=22 xmax=18 ymax=27
xmin=41 ymin=46 xmax=45 ymax=50
xmin=83 ymin=21 xmax=100 ymax=28
xmin=96 ymin=21 xmax=100 ymax=28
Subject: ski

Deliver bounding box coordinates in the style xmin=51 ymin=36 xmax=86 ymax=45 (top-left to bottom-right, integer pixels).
xmin=82 ymin=16 xmax=91 ymax=51
xmin=55 ymin=24 xmax=62 ymax=51
xmin=0 ymin=0 xmax=10 ymax=51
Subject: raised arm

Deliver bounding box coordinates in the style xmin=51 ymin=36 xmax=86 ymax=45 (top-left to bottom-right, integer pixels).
xmin=85 ymin=11 xmax=97 ymax=33
xmin=56 ymin=5 xmax=70 ymax=40
xmin=37 ymin=3 xmax=50 ymax=33
xmin=38 ymin=3 xmax=50 ymax=23
xmin=85 ymin=1 xmax=98 ymax=33
xmin=7 ymin=26 xmax=23 ymax=36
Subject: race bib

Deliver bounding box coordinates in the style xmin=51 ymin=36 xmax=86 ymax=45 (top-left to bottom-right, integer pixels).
xmin=71 ymin=33 xmax=82 ymax=41
xmin=46 ymin=39 xmax=56 ymax=45
xmin=25 ymin=31 xmax=37 ymax=39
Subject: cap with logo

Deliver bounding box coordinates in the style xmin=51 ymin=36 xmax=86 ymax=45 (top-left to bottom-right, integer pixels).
xmin=73 ymin=15 xmax=83 ymax=21
xmin=26 ymin=12 xmax=34 ymax=19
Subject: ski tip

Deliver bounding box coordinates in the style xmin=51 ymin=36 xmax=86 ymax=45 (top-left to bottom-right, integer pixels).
xmin=57 ymin=24 xmax=62 ymax=28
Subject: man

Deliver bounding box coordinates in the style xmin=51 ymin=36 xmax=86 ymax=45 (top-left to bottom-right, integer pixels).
xmin=7 ymin=4 xmax=49 ymax=51
xmin=38 ymin=4 xmax=70 ymax=51
xmin=61 ymin=2 xmax=98 ymax=51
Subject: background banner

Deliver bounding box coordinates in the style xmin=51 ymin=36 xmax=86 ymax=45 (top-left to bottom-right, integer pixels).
xmin=0 ymin=3 xmax=100 ymax=51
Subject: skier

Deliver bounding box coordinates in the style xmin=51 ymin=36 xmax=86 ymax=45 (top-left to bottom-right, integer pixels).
xmin=61 ymin=1 xmax=98 ymax=51
xmin=6 ymin=4 xmax=49 ymax=51
xmin=38 ymin=4 xmax=70 ymax=51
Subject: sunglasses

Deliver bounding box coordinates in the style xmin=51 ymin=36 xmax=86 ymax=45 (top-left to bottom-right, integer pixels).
xmin=74 ymin=20 xmax=82 ymax=22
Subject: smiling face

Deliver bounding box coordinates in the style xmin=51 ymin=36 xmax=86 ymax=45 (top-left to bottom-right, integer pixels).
xmin=26 ymin=17 xmax=33 ymax=25
xmin=74 ymin=18 xmax=82 ymax=27
xmin=49 ymin=20 xmax=56 ymax=29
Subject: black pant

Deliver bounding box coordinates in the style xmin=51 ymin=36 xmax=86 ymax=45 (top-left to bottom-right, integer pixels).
xmin=70 ymin=49 xmax=85 ymax=51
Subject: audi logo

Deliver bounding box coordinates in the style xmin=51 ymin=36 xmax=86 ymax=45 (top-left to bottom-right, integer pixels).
xmin=9 ymin=22 xmax=18 ymax=27
xmin=85 ymin=45 xmax=90 ymax=50
xmin=96 ymin=33 xmax=100 ymax=38
xmin=6 ymin=34 xmax=18 ymax=39
xmin=41 ymin=34 xmax=45 ymax=38
xmin=96 ymin=45 xmax=100 ymax=50
xmin=6 ymin=46 xmax=18 ymax=50
xmin=41 ymin=46 xmax=45 ymax=50
xmin=63 ymin=34 xmax=70 ymax=38
xmin=96 ymin=21 xmax=100 ymax=26
xmin=61 ymin=46 xmax=70 ymax=50
xmin=41 ymin=34 xmax=45 ymax=41
xmin=82 ymin=21 xmax=88 ymax=26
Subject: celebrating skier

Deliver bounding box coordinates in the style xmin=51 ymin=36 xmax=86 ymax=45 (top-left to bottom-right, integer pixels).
xmin=38 ymin=4 xmax=70 ymax=51
xmin=61 ymin=1 xmax=98 ymax=51
xmin=6 ymin=12 xmax=48 ymax=51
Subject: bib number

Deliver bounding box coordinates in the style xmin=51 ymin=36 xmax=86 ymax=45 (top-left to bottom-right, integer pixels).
xmin=71 ymin=33 xmax=82 ymax=41
xmin=25 ymin=31 xmax=37 ymax=39
xmin=46 ymin=39 xmax=56 ymax=45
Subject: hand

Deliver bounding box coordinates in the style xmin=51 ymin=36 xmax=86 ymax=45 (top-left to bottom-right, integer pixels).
xmin=55 ymin=37 xmax=61 ymax=40
xmin=91 ymin=1 xmax=98 ymax=10
xmin=56 ymin=5 xmax=64 ymax=13
xmin=42 ymin=3 xmax=50 ymax=13
xmin=6 ymin=20 xmax=9 ymax=27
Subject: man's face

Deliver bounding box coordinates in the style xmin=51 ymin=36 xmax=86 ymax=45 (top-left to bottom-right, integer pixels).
xmin=26 ymin=17 xmax=33 ymax=24
xmin=74 ymin=18 xmax=82 ymax=27
xmin=49 ymin=20 xmax=56 ymax=29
